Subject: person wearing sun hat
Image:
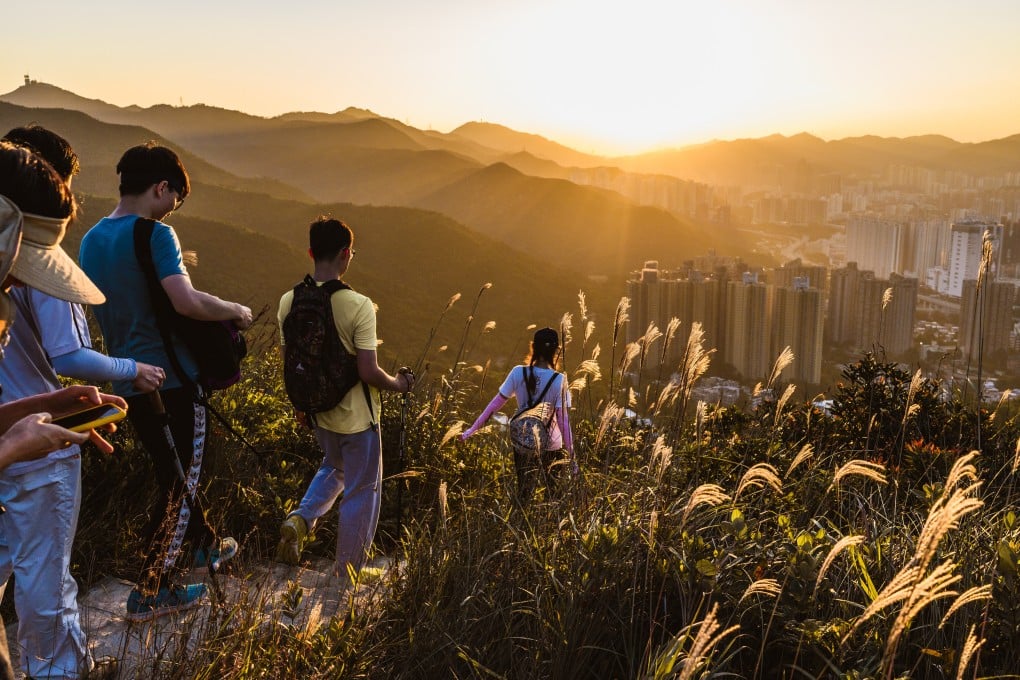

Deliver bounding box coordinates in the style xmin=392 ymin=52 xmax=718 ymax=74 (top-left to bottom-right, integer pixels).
xmin=0 ymin=142 xmax=126 ymax=680
xmin=461 ymin=326 xmax=577 ymax=504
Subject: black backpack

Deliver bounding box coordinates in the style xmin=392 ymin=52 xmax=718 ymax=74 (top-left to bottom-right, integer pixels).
xmin=134 ymin=218 xmax=247 ymax=391
xmin=282 ymin=274 xmax=367 ymax=416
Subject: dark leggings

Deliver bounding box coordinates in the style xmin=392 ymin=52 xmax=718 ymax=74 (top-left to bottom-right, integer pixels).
xmin=126 ymin=387 xmax=217 ymax=592
xmin=513 ymin=447 xmax=567 ymax=504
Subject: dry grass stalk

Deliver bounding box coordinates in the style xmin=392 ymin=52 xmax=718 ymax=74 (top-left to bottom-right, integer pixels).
xmin=814 ymin=535 xmax=865 ymax=597
xmin=785 ymin=443 xmax=814 ymax=479
xmin=956 ymin=624 xmax=984 ymax=680
xmin=766 ymin=346 xmax=795 ymax=390
xmin=739 ymin=578 xmax=783 ymax=604
xmin=774 ymin=383 xmax=797 ymax=428
xmin=440 ymin=422 xmax=464 ymax=448
xmin=612 ymin=297 xmax=630 ymax=347
xmin=660 ymin=317 xmax=682 ymax=364
xmin=940 ymin=584 xmax=992 ymax=628
xmin=830 ymin=459 xmax=888 ymax=490
xmin=677 ymin=603 xmax=740 ymax=680
xmin=559 ymin=312 xmax=573 ymax=348
xmin=902 ymin=369 xmax=923 ymax=426
xmin=881 ymin=287 xmax=893 ymax=311
xmin=1013 ymin=437 xmax=1020 ymax=474
xmin=883 ymin=560 xmax=961 ymax=667
xmin=696 ymin=401 xmax=707 ymax=441
xmin=648 ymin=509 xmax=658 ymax=545
xmin=680 ymin=484 xmax=730 ymax=526
xmin=584 ymin=320 xmax=595 ymax=345
xmin=577 ymin=290 xmax=588 ymax=320
xmin=619 ymin=342 xmax=642 ymax=375
xmin=595 ymin=403 xmax=626 ymax=449
xmin=735 ymin=463 xmax=782 ymax=499
xmin=651 ymin=435 xmax=673 ymax=482
xmin=438 ymin=481 xmax=448 ymax=528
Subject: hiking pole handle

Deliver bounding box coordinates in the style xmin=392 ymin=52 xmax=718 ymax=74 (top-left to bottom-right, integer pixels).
xmin=148 ymin=389 xmax=167 ymax=416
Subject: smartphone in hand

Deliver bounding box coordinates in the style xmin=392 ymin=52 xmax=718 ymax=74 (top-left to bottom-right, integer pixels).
xmin=51 ymin=404 xmax=128 ymax=433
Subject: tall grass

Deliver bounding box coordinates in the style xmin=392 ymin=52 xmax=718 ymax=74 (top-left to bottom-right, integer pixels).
xmin=62 ymin=292 xmax=1020 ymax=679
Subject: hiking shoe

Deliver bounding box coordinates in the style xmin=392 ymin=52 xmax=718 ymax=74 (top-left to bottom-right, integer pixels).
xmin=275 ymin=513 xmax=308 ymax=565
xmin=194 ymin=536 xmax=239 ymax=573
xmin=125 ymin=583 xmax=208 ymax=622
xmin=83 ymin=656 xmax=120 ymax=679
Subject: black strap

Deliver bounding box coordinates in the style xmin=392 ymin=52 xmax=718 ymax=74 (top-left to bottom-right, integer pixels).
xmin=511 ymin=367 xmax=560 ymax=420
xmin=133 ymin=218 xmax=195 ymax=393
xmin=134 ymin=218 xmax=263 ymax=457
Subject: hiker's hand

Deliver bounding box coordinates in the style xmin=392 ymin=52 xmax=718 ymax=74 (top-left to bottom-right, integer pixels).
xmin=294 ymin=409 xmax=311 ymax=429
xmin=233 ymin=304 xmax=253 ymax=330
xmin=133 ymin=362 xmax=166 ymax=393
xmin=398 ymin=367 xmax=415 ymax=394
xmin=43 ymin=386 xmax=128 ymax=418
xmin=0 ymin=413 xmax=89 ymax=465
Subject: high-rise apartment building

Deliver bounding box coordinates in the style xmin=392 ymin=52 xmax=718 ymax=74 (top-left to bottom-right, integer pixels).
xmin=771 ymin=278 xmax=824 ymax=384
xmin=725 ymin=273 xmax=772 ymax=381
xmin=854 ymin=274 xmax=918 ymax=358
xmin=827 ymin=262 xmax=872 ymax=345
xmin=846 ymin=215 xmax=903 ymax=280
xmin=947 ymin=221 xmax=1003 ymax=298
xmin=960 ymin=278 xmax=1016 ymax=361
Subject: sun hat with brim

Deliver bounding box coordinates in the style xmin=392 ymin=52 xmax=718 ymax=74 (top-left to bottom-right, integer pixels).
xmin=9 ymin=211 xmax=105 ymax=305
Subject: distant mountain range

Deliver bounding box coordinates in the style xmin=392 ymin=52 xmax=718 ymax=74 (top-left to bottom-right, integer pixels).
xmin=4 ymin=80 xmax=1018 ymax=365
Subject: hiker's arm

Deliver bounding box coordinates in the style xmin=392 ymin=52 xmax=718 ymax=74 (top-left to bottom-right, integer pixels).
xmin=0 ymin=386 xmax=126 ymax=454
xmin=53 ymin=349 xmax=166 ymax=393
xmin=460 ymin=392 xmax=509 ymax=440
xmin=161 ymin=274 xmax=253 ymax=329
xmin=0 ymin=413 xmax=90 ymax=470
xmin=557 ymin=402 xmax=576 ymax=462
xmin=356 ymin=349 xmax=414 ymax=393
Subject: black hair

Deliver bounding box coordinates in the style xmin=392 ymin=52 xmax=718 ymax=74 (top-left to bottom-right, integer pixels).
xmin=0 ymin=141 xmax=77 ymax=219
xmin=116 ymin=142 xmax=190 ymax=198
xmin=309 ymin=216 xmax=353 ymax=262
xmin=3 ymin=124 xmax=79 ymax=183
xmin=524 ymin=327 xmax=560 ymax=395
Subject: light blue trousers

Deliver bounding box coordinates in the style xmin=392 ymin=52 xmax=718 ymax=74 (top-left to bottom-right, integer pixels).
xmin=0 ymin=455 xmax=90 ymax=679
xmin=294 ymin=426 xmax=382 ymax=574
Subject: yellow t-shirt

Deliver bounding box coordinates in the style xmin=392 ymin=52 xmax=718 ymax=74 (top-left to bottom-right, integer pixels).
xmin=277 ymin=282 xmax=381 ymax=434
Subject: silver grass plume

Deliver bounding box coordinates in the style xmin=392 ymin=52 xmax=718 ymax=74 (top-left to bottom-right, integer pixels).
xmin=681 ymin=484 xmax=730 ymax=527
xmin=814 ymin=535 xmax=865 ymax=598
xmin=650 ymin=435 xmax=673 ymax=483
xmin=785 ymin=443 xmax=814 ymax=479
xmin=739 ymin=578 xmax=783 ymax=604
xmin=774 ymin=383 xmax=797 ymax=429
xmin=881 ymin=287 xmax=893 ymax=311
xmin=677 ymin=604 xmax=740 ymax=680
xmin=438 ymin=481 xmax=448 ymax=529
xmin=830 ymin=459 xmax=887 ymax=490
xmin=956 ymin=625 xmax=984 ymax=680
xmin=735 ymin=463 xmax=783 ymax=499
xmin=766 ymin=346 xmax=795 ymax=390
xmin=939 ymin=584 xmax=992 ymax=628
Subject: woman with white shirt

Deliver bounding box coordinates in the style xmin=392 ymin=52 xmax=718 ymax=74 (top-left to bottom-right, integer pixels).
xmin=461 ymin=327 xmax=575 ymax=503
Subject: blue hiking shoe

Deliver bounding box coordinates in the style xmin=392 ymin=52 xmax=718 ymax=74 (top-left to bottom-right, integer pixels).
xmin=194 ymin=536 xmax=239 ymax=573
xmin=125 ymin=583 xmax=207 ymax=622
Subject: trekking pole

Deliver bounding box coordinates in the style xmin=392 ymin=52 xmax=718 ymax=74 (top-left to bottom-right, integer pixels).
xmin=147 ymin=390 xmax=224 ymax=601
xmin=395 ymin=385 xmax=409 ymax=544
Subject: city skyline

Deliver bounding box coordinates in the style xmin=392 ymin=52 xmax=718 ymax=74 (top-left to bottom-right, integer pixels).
xmin=4 ymin=0 xmax=1020 ymax=155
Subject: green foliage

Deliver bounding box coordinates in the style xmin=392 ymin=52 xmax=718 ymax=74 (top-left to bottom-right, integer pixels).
xmin=60 ymin=303 xmax=1020 ymax=679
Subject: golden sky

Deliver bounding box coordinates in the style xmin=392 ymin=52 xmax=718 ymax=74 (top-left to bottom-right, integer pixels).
xmin=4 ymin=0 xmax=1019 ymax=155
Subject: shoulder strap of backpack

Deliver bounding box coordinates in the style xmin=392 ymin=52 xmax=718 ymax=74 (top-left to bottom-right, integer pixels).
xmin=133 ymin=217 xmax=196 ymax=393
xmin=512 ymin=367 xmax=558 ymax=419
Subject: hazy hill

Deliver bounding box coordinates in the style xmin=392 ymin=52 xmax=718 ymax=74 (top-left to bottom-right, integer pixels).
xmin=618 ymin=131 xmax=1020 ymax=185
xmin=0 ymin=101 xmax=617 ymax=364
xmin=413 ymin=163 xmax=726 ymax=279
xmin=451 ymin=122 xmax=604 ymax=169
xmin=0 ymin=102 xmax=311 ymax=202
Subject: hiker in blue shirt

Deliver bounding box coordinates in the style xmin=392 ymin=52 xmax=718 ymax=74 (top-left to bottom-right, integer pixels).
xmin=80 ymin=143 xmax=252 ymax=622
xmin=462 ymin=326 xmax=577 ymax=503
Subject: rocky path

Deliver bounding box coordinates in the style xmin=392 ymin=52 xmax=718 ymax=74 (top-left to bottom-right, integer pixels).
xmin=4 ymin=557 xmax=393 ymax=678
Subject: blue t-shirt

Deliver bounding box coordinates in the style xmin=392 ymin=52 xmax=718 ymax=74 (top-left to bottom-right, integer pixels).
xmin=79 ymin=215 xmax=199 ymax=396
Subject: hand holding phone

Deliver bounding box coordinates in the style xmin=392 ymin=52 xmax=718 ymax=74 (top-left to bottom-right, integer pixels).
xmin=51 ymin=404 xmax=128 ymax=433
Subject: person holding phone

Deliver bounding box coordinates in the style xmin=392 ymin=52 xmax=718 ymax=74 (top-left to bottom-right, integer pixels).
xmin=0 ymin=143 xmax=124 ymax=679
